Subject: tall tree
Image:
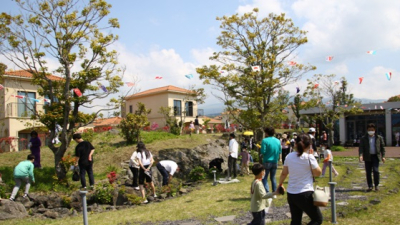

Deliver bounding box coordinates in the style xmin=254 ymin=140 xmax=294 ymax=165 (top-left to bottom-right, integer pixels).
xmin=0 ymin=0 xmax=123 ymax=180
xmin=196 ymin=9 xmax=316 ymax=140
xmin=303 ymin=74 xmax=362 ymax=145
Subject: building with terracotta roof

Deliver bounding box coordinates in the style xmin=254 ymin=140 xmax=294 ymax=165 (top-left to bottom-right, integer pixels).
xmin=124 ymin=85 xmax=200 ymax=126
xmin=0 ymin=70 xmax=62 ymax=152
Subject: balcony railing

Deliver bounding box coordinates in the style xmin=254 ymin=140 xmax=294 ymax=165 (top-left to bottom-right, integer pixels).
xmin=6 ymin=102 xmax=45 ymax=118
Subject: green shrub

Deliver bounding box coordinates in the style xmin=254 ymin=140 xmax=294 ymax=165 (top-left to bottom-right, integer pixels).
xmin=249 ymin=150 xmax=259 ymax=163
xmin=126 ymin=193 xmax=143 ymax=205
xmin=61 ymin=195 xmax=72 ymax=208
xmin=81 ymin=129 xmax=96 ymax=143
xmin=93 ymin=183 xmax=114 ymax=204
xmin=141 ymin=131 xmax=179 ymax=143
xmin=331 ymin=145 xmax=346 ymax=152
xmin=189 ymin=166 xmax=206 ymax=181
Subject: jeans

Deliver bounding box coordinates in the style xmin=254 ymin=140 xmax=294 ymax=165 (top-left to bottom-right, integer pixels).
xmin=248 ymin=210 xmax=265 ymax=225
xmin=262 ymin=162 xmax=277 ymax=192
xmin=129 ymin=166 xmax=139 ymax=187
xmin=287 ymin=191 xmax=323 ymax=225
xmin=227 ymin=156 xmax=237 ymax=178
xmin=365 ymin=154 xmax=380 ymax=188
xmin=10 ymin=177 xmax=31 ymax=199
xmin=79 ymin=163 xmax=94 ymax=188
xmin=156 ymin=163 xmax=170 ymax=186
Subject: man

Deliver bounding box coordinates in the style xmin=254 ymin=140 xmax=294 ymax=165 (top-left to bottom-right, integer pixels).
xmin=322 ymin=131 xmax=328 ymax=145
xmin=156 ymin=160 xmax=179 ymax=186
xmin=260 ymin=127 xmax=281 ymax=193
xmin=73 ymin=133 xmax=95 ymax=190
xmin=9 ymin=154 xmax=35 ymax=201
xmin=209 ymin=158 xmax=224 ymax=172
xmin=227 ymin=133 xmax=238 ymax=180
xmin=194 ymin=116 xmax=200 ymax=134
xmin=290 ymin=132 xmax=297 ymax=152
xmin=359 ymin=123 xmax=385 ymax=192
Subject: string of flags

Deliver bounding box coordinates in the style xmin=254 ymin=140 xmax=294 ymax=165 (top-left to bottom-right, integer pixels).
xmin=359 ymin=77 xmax=363 ymax=84
xmin=185 ymin=74 xmax=193 ymax=79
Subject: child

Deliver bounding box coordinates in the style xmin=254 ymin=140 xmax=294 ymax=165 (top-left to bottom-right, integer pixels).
xmin=321 ymin=145 xmax=339 ymax=177
xmin=9 ymin=154 xmax=36 ymax=201
xmin=239 ymin=146 xmax=250 ymax=176
xmin=249 ymin=163 xmax=283 ymax=225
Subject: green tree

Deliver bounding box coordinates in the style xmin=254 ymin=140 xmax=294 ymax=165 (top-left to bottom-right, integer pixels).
xmin=303 ymin=75 xmax=362 ymax=145
xmin=387 ymin=95 xmax=400 ymax=102
xmin=119 ymin=102 xmax=151 ymax=144
xmin=0 ymin=0 xmax=123 ymax=180
xmin=158 ymin=106 xmax=180 ymax=135
xmin=196 ymin=9 xmax=316 ymax=140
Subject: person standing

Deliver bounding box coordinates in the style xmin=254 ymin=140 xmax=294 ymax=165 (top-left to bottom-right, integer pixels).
xmin=260 ymin=127 xmax=282 ymax=194
xmin=321 ymin=131 xmax=328 ymax=145
xmin=156 ymin=160 xmax=179 ymax=186
xmin=281 ymin=138 xmax=290 ymax=165
xmin=194 ymin=116 xmax=200 ymax=134
xmin=359 ymin=123 xmax=386 ymax=192
xmin=136 ymin=141 xmax=156 ymax=203
xmin=239 ymin=146 xmax=250 ymax=176
xmin=189 ymin=121 xmax=195 ymax=136
xmin=320 ymin=144 xmax=339 ymax=177
xmin=227 ymin=133 xmax=238 ymax=180
xmin=73 ymin=133 xmax=95 ymax=190
xmin=128 ymin=148 xmax=140 ymax=190
xmin=9 ymin=154 xmax=35 ymax=201
xmin=278 ymin=133 xmax=323 ymax=225
xmin=29 ymin=131 xmax=42 ymax=168
xmin=395 ymin=131 xmax=400 ymax=147
xmin=308 ymin=128 xmax=317 ymax=154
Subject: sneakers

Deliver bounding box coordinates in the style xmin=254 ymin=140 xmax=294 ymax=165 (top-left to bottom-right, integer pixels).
xmin=319 ymin=175 xmax=325 ymax=178
xmin=153 ymin=194 xmax=157 ymax=198
xmin=9 ymin=197 xmax=14 ymax=202
xmin=134 ymin=186 xmax=140 ymax=190
xmin=227 ymin=177 xmax=232 ymax=181
xmin=273 ymin=195 xmax=277 ymax=199
xmin=22 ymin=193 xmax=28 ymax=198
xmin=142 ymin=200 xmax=148 ymax=204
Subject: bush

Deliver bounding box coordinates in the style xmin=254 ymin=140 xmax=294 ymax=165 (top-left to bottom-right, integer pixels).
xmin=249 ymin=150 xmax=259 ymax=163
xmin=93 ymin=183 xmax=114 ymax=204
xmin=331 ymin=145 xmax=346 ymax=152
xmin=126 ymin=193 xmax=143 ymax=205
xmin=189 ymin=166 xmax=206 ymax=181
xmin=81 ymin=129 xmax=96 ymax=143
xmin=141 ymin=131 xmax=179 ymax=143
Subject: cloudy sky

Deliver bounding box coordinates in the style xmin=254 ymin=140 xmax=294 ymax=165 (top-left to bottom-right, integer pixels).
xmin=2 ymin=0 xmax=400 ymax=115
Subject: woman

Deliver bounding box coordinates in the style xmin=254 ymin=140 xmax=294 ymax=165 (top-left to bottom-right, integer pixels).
xmin=281 ymin=138 xmax=290 ymax=165
xmin=29 ymin=131 xmax=42 ymax=168
xmin=136 ymin=141 xmax=156 ymax=203
xmin=278 ymin=133 xmax=323 ymax=225
xmin=128 ymin=147 xmax=140 ymax=190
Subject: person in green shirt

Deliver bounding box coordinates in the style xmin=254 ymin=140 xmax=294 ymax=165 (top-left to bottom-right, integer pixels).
xmin=9 ymin=154 xmax=35 ymax=201
xmin=260 ymin=127 xmax=282 ymax=194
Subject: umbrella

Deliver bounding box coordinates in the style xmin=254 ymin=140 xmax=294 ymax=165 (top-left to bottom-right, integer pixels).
xmin=243 ymin=131 xmax=254 ymax=136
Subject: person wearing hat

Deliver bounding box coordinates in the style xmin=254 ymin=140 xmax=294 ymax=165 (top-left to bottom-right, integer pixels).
xmin=227 ymin=133 xmax=238 ymax=180
xmin=308 ymin=128 xmax=317 ymax=154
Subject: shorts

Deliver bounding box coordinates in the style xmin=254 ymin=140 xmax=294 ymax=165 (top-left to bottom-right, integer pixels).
xmin=139 ymin=165 xmax=152 ymax=185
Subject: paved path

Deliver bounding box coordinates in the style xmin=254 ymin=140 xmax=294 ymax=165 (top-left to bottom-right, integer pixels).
xmin=334 ymin=146 xmax=400 ymax=158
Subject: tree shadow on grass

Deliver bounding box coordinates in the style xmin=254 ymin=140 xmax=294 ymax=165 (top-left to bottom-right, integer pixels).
xmin=229 ymin=197 xmax=248 ymax=202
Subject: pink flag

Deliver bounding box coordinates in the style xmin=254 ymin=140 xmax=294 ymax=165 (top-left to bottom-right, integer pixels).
xmin=359 ymin=77 xmax=364 ymax=84
xmin=288 ymin=61 xmax=297 ymax=66
xmin=252 ymin=65 xmax=260 ymax=72
xmin=375 ymin=105 xmax=377 ymax=109
xmin=155 ymin=76 xmax=163 ymax=79
xmin=74 ymin=88 xmax=82 ymax=97
xmin=313 ymin=83 xmax=319 ymax=89
xmin=44 ymin=99 xmax=51 ymax=103
xmin=380 ymin=106 xmax=383 ymax=110
xmin=12 ymin=95 xmax=24 ymax=99
xmin=326 ymin=56 xmax=334 ymax=62
xmin=125 ymin=82 xmax=135 ymax=87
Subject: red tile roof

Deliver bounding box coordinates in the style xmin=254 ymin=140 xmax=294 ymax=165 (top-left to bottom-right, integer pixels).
xmin=4 ymin=70 xmax=63 ymax=81
xmin=93 ymin=117 xmax=122 ymax=127
xmin=125 ymin=85 xmax=192 ymax=100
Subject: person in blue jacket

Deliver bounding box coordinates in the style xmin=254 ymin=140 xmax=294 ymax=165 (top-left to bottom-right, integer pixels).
xmin=9 ymin=154 xmax=35 ymax=201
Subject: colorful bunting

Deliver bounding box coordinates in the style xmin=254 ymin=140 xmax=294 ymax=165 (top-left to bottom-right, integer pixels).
xmin=326 ymin=56 xmax=334 ymax=62
xmin=30 ymin=98 xmax=40 ymax=103
xmin=125 ymin=82 xmax=135 ymax=87
xmin=155 ymin=76 xmax=163 ymax=79
xmin=99 ymin=84 xmax=108 ymax=92
xmin=288 ymin=61 xmax=297 ymax=66
xmin=185 ymin=74 xmax=194 ymax=79
xmin=375 ymin=105 xmax=377 ymax=109
xmin=296 ymin=87 xmax=300 ymax=93
xmin=380 ymin=106 xmax=384 ymax=110
xmin=367 ymin=50 xmax=376 ymax=55
xmin=219 ymin=70 xmax=227 ymax=74
xmin=74 ymin=88 xmax=82 ymax=97
xmin=313 ymin=83 xmax=319 ymax=89
xmin=11 ymin=95 xmax=24 ymax=99
xmin=334 ymin=81 xmax=340 ymax=85
xmin=252 ymin=65 xmax=260 ymax=72
xmin=44 ymin=99 xmax=51 ymax=104
xmin=359 ymin=77 xmax=364 ymax=84
xmin=386 ymin=72 xmax=392 ymax=80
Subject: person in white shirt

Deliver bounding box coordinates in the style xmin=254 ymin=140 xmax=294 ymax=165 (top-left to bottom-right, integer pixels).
xmin=156 ymin=160 xmax=180 ymax=186
xmin=227 ymin=133 xmax=238 ymax=180
xmin=320 ymin=144 xmax=339 ymax=177
xmin=128 ymin=148 xmax=140 ymax=190
xmin=278 ymin=133 xmax=323 ymax=225
xmin=137 ymin=142 xmax=156 ymax=203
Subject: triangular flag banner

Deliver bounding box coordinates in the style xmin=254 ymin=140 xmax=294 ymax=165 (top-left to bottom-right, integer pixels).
xmin=326 ymin=56 xmax=334 ymax=62
xmin=155 ymin=76 xmax=163 ymax=79
xmin=380 ymin=106 xmax=383 ymax=110
xmin=296 ymin=87 xmax=300 ymax=93
xmin=386 ymin=72 xmax=392 ymax=80
xmin=313 ymin=83 xmax=319 ymax=89
xmin=44 ymin=99 xmax=51 ymax=103
xmin=252 ymin=65 xmax=260 ymax=72
xmin=334 ymin=81 xmax=340 ymax=85
xmin=288 ymin=61 xmax=297 ymax=66
xmin=30 ymin=98 xmax=40 ymax=103
xmin=375 ymin=105 xmax=377 ymax=109
xmin=185 ymin=74 xmax=193 ymax=79
xmin=74 ymin=88 xmax=83 ymax=97
xmin=125 ymin=82 xmax=135 ymax=87
xmin=359 ymin=77 xmax=364 ymax=84
xmin=12 ymin=95 xmax=25 ymax=99
xmin=99 ymin=84 xmax=108 ymax=92
xmin=219 ymin=70 xmax=227 ymax=74
xmin=367 ymin=50 xmax=376 ymax=55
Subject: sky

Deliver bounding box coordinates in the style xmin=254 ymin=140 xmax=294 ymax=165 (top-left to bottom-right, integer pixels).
xmin=2 ymin=0 xmax=400 ymax=115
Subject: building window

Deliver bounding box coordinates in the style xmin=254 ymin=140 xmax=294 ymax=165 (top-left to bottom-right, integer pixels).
xmin=129 ymin=105 xmax=133 ymax=114
xmin=17 ymin=91 xmax=36 ymax=117
xmin=173 ymin=100 xmax=181 ymax=116
xmin=185 ymin=101 xmax=193 ymax=117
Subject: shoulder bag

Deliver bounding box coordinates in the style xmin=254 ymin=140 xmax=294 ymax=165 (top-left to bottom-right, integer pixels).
xmin=308 ymin=156 xmax=329 ymax=207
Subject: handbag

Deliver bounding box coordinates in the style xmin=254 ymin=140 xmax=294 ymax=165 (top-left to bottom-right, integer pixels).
xmin=72 ymin=166 xmax=80 ymax=182
xmin=308 ymin=156 xmax=329 ymax=207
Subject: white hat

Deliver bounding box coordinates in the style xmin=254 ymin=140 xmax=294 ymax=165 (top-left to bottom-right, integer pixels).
xmin=309 ymin=127 xmax=316 ymax=133
xmin=292 ymin=132 xmax=297 ymax=135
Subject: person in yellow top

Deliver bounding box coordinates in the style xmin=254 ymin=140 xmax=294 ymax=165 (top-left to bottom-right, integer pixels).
xmin=249 ymin=163 xmax=284 ymax=225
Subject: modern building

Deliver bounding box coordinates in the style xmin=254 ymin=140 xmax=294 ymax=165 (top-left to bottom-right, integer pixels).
xmin=300 ymin=102 xmax=400 ymax=146
xmin=124 ymin=85 xmax=202 ymax=126
xmin=0 ymin=70 xmax=63 ymax=152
